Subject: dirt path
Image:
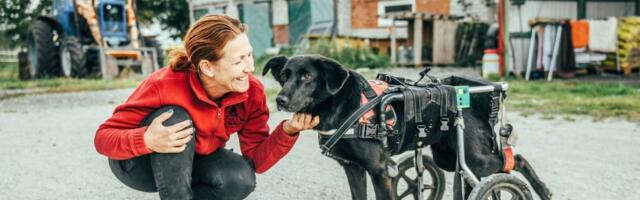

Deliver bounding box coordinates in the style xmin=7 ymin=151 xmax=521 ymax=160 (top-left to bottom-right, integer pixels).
xmin=1 ymin=69 xmax=639 ymax=199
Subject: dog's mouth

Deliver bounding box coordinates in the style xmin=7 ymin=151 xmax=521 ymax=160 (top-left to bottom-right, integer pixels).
xmin=277 ymin=102 xmax=311 ymax=113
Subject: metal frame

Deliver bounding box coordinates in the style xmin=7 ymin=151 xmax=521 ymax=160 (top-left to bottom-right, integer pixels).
xmin=379 ymin=82 xmax=510 ymax=199
xmin=98 ymin=47 xmax=159 ymax=79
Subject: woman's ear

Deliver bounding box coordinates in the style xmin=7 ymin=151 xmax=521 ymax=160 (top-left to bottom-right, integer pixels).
xmin=199 ymin=60 xmax=215 ymax=77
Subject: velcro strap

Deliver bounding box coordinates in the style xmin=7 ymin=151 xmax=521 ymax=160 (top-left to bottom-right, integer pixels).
xmin=501 ymin=147 xmax=515 ymax=172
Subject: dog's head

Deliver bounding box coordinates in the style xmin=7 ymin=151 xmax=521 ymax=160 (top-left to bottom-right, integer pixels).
xmin=262 ymin=55 xmax=349 ymax=112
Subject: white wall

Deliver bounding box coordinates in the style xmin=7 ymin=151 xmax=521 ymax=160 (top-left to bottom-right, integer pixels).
xmin=450 ymin=0 xmax=497 ymax=22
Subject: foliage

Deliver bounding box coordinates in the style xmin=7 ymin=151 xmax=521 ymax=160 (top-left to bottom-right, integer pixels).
xmin=507 ymin=79 xmax=640 ymax=121
xmin=136 ymin=0 xmax=190 ymax=39
xmin=302 ymin=38 xmax=391 ymax=69
xmin=0 ymin=62 xmax=140 ymax=99
xmin=0 ymin=0 xmax=52 ymax=48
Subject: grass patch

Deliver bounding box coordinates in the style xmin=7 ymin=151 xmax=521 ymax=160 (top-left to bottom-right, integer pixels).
xmin=506 ymin=79 xmax=640 ymax=121
xmin=0 ymin=62 xmax=141 ymax=99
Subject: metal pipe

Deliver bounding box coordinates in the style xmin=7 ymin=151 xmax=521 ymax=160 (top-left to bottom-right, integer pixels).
xmin=455 ymin=110 xmax=480 ymax=186
xmin=468 ymin=82 xmax=509 ymax=94
xmin=379 ymin=93 xmax=404 ymax=129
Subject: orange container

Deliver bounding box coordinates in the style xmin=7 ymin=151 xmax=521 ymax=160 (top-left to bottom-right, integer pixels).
xmin=571 ymin=20 xmax=589 ymax=48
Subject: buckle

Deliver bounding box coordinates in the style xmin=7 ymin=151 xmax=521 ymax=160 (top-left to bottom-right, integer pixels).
xmin=440 ymin=118 xmax=449 ymax=131
xmin=417 ymin=124 xmax=427 ymax=138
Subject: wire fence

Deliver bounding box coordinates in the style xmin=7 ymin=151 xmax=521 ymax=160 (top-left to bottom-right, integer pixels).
xmin=0 ymin=49 xmax=19 ymax=64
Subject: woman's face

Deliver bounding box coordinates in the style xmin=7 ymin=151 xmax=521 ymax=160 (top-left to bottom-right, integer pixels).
xmin=207 ymin=33 xmax=255 ymax=93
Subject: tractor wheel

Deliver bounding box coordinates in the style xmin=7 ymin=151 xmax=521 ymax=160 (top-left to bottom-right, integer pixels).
xmin=25 ymin=19 xmax=60 ymax=78
xmin=59 ymin=36 xmax=86 ymax=77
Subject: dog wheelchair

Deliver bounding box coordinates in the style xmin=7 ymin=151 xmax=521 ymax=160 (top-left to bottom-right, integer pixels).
xmin=320 ymin=69 xmax=532 ymax=200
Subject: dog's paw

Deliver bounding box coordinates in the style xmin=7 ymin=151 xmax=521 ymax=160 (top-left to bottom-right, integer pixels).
xmin=540 ymin=188 xmax=553 ymax=200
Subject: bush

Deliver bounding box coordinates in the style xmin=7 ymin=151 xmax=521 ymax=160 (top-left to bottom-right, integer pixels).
xmin=254 ymin=37 xmax=391 ymax=76
xmin=303 ymin=38 xmax=391 ymax=69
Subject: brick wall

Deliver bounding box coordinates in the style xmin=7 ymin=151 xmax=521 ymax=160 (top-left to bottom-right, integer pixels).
xmin=272 ymin=25 xmax=289 ymax=45
xmin=416 ymin=0 xmax=450 ymax=15
xmin=351 ymin=0 xmax=378 ymax=29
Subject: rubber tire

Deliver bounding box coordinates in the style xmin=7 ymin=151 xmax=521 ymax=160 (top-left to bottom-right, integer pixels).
xmin=143 ymin=38 xmax=164 ymax=67
xmin=393 ymin=154 xmax=446 ymax=200
xmin=467 ymin=174 xmax=533 ymax=200
xmin=26 ymin=19 xmax=60 ymax=78
xmin=59 ymin=36 xmax=86 ymax=77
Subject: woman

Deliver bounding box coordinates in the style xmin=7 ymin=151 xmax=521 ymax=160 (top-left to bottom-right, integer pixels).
xmin=94 ymin=14 xmax=319 ymax=200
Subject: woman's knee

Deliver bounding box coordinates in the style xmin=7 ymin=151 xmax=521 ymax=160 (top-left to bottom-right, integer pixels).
xmin=141 ymin=105 xmax=192 ymax=127
xmin=222 ymin=160 xmax=257 ymax=194
xmin=194 ymin=149 xmax=257 ymax=198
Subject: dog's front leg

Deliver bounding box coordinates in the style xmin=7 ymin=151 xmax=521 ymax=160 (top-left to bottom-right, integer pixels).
xmin=341 ymin=162 xmax=368 ymax=200
xmin=367 ymin=167 xmax=396 ymax=200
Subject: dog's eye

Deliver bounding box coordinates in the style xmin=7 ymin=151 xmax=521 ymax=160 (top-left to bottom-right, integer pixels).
xmin=301 ymin=73 xmax=312 ymax=80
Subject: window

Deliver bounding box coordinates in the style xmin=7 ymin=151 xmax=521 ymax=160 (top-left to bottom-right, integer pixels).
xmin=378 ymin=0 xmax=414 ymax=27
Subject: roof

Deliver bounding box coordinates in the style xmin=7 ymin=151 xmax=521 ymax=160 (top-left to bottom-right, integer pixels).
xmin=380 ymin=11 xmax=463 ymax=21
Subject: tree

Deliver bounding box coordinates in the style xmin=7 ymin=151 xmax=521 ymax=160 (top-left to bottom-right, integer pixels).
xmin=136 ymin=0 xmax=190 ymax=39
xmin=0 ymin=0 xmax=52 ymax=48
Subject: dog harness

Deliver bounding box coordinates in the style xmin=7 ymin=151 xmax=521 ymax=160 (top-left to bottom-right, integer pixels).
xmin=318 ymin=80 xmax=395 ymax=139
xmin=359 ymin=80 xmax=396 ymax=126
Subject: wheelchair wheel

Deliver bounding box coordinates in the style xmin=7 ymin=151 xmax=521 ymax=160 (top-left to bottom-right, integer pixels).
xmin=393 ymin=154 xmax=446 ymax=200
xmin=467 ymin=174 xmax=533 ymax=200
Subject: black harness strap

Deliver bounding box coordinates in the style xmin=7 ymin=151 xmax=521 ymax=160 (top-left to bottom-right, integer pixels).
xmin=435 ymin=86 xmax=450 ymax=132
xmin=356 ymin=75 xmax=377 ymax=101
xmin=488 ymin=91 xmax=502 ymax=153
xmin=320 ymin=94 xmax=384 ymax=154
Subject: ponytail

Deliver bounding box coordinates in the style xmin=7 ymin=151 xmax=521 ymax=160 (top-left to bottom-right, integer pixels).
xmin=169 ymin=49 xmax=196 ymax=72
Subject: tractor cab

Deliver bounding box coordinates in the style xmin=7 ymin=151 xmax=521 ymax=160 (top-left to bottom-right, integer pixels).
xmin=97 ymin=0 xmax=129 ymax=47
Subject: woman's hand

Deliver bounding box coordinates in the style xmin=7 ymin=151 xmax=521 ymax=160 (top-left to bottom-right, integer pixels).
xmin=283 ymin=113 xmax=320 ymax=135
xmin=143 ymin=110 xmax=195 ymax=153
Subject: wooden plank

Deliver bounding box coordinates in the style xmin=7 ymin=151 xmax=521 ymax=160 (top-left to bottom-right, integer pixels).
xmin=390 ymin=19 xmax=397 ymax=64
xmin=433 ymin=20 xmax=457 ymax=64
xmin=413 ymin=18 xmax=423 ymax=68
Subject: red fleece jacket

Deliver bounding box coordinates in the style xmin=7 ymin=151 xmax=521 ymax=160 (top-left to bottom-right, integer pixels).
xmin=94 ymin=68 xmax=299 ymax=173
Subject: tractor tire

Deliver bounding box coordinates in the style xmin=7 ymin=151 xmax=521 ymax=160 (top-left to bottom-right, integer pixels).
xmin=144 ymin=38 xmax=164 ymax=67
xmin=59 ymin=36 xmax=86 ymax=77
xmin=18 ymin=52 xmax=30 ymax=80
xmin=26 ymin=19 xmax=60 ymax=78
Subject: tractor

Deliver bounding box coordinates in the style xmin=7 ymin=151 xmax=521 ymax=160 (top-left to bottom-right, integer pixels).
xmin=19 ymin=0 xmax=164 ymax=80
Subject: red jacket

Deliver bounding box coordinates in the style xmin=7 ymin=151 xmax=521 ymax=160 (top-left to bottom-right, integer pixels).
xmin=94 ymin=68 xmax=299 ymax=173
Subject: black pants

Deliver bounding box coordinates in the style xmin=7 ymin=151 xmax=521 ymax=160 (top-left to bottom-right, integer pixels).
xmin=108 ymin=106 xmax=256 ymax=200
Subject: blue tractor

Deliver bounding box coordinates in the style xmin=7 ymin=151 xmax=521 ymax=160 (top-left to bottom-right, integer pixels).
xmin=19 ymin=0 xmax=163 ymax=80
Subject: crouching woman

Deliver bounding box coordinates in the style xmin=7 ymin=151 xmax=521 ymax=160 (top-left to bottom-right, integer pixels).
xmin=94 ymin=14 xmax=319 ymax=200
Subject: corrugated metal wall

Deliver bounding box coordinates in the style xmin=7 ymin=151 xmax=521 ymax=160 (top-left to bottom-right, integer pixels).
xmin=288 ymin=0 xmax=311 ymax=44
xmin=241 ymin=2 xmax=273 ymax=57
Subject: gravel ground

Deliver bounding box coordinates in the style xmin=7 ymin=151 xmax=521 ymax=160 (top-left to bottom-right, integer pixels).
xmin=1 ymin=68 xmax=639 ymax=200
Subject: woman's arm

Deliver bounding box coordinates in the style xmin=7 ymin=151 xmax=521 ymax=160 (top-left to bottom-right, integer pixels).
xmin=94 ymin=80 xmax=161 ymax=160
xmin=237 ymin=87 xmax=299 ymax=173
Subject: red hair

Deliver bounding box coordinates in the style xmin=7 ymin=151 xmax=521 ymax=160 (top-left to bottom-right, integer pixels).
xmin=169 ymin=14 xmax=247 ymax=72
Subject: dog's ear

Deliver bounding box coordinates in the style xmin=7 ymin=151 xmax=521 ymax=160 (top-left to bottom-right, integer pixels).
xmin=262 ymin=56 xmax=288 ymax=84
xmin=316 ymin=56 xmax=349 ymax=95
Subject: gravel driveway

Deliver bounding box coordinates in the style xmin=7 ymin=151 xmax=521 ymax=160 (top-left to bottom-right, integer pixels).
xmin=1 ymin=68 xmax=639 ymax=200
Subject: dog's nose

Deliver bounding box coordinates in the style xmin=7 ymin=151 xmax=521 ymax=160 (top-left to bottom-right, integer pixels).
xmin=276 ymin=96 xmax=289 ymax=106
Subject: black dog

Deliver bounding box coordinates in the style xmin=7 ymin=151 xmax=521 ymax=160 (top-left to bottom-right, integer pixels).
xmin=263 ymin=55 xmax=552 ymax=200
